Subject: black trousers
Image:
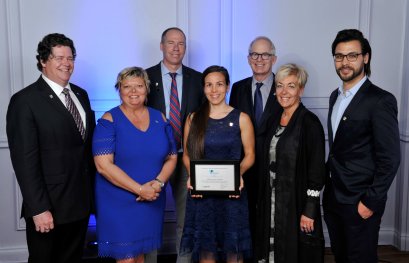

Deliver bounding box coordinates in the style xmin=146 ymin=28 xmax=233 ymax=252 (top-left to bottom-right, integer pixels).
xmin=323 ymin=185 xmax=385 ymax=263
xmin=25 ymin=217 xmax=89 ymax=263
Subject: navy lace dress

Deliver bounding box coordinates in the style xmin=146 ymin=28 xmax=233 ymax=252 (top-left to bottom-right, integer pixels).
xmin=180 ymin=109 xmax=252 ymax=261
xmin=92 ymin=106 xmax=176 ymax=259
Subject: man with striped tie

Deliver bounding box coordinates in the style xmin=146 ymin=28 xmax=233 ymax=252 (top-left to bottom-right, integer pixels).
xmin=6 ymin=33 xmax=95 ymax=263
xmin=146 ymin=27 xmax=204 ymax=263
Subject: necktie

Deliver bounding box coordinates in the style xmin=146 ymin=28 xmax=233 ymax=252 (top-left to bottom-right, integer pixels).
xmin=169 ymin=73 xmax=181 ymax=149
xmin=62 ymin=88 xmax=86 ymax=140
xmin=254 ymin=82 xmax=263 ymax=126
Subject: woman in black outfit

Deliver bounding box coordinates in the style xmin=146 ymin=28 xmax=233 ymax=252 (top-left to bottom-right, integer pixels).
xmin=255 ymin=63 xmax=325 ymax=263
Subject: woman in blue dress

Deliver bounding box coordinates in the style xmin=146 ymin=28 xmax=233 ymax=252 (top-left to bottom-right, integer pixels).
xmin=180 ymin=65 xmax=255 ymax=263
xmin=92 ymin=67 xmax=177 ymax=263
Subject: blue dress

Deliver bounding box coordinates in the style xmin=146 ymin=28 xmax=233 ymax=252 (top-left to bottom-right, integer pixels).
xmin=92 ymin=106 xmax=176 ymax=259
xmin=180 ymin=109 xmax=252 ymax=261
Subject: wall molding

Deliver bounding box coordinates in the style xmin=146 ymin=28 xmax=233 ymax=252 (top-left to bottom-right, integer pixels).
xmin=220 ymin=0 xmax=232 ymax=71
xmin=5 ymin=0 xmax=24 ymax=96
xmin=358 ymin=0 xmax=372 ymax=39
xmin=177 ymin=0 xmax=190 ymax=65
xmin=0 ymin=137 xmax=8 ymax=148
xmin=14 ymin=175 xmax=25 ymax=231
xmin=2 ymin=0 xmax=24 ymax=150
xmin=0 ymin=246 xmax=28 ymax=263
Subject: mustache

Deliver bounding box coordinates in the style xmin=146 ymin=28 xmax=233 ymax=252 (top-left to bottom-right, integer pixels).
xmin=338 ymin=66 xmax=353 ymax=70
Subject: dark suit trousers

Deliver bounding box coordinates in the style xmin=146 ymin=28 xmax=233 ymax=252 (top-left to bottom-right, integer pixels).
xmin=323 ymin=184 xmax=384 ymax=263
xmin=25 ymin=217 xmax=89 ymax=263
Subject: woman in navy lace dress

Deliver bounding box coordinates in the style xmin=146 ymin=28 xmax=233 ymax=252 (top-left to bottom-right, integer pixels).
xmin=92 ymin=67 xmax=177 ymax=263
xmin=180 ymin=65 xmax=255 ymax=263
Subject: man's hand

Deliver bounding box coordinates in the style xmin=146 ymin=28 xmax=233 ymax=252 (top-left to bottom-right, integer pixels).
xmin=358 ymin=201 xmax=373 ymax=219
xmin=33 ymin=211 xmax=54 ymax=233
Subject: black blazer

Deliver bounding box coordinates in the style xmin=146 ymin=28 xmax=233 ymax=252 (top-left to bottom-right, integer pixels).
xmin=326 ymin=79 xmax=400 ymax=212
xmin=6 ymin=76 xmax=95 ymax=224
xmin=229 ymin=75 xmax=281 ymax=205
xmin=146 ymin=63 xmax=203 ymax=136
xmin=229 ymin=75 xmax=281 ymax=138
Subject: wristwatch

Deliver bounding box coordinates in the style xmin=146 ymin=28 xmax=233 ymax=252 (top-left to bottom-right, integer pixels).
xmin=155 ymin=178 xmax=165 ymax=188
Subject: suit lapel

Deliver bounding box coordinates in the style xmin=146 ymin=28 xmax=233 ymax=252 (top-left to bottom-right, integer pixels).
xmin=37 ymin=77 xmax=86 ymax=141
xmin=259 ymin=75 xmax=277 ymax=131
xmin=71 ymin=85 xmax=93 ymax=140
xmin=328 ymin=89 xmax=338 ymax=147
xmin=37 ymin=77 xmax=73 ymax=120
xmin=148 ymin=64 xmax=166 ymax=115
xmin=332 ymin=79 xmax=371 ymax=146
xmin=243 ymin=78 xmax=254 ymax=120
xmin=340 ymin=80 xmax=370 ymax=120
xmin=181 ymin=65 xmax=191 ymax=121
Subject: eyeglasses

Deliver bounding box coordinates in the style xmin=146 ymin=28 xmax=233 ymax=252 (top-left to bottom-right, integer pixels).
xmin=50 ymin=55 xmax=75 ymax=63
xmin=249 ymin=52 xmax=273 ymax=60
xmin=333 ymin=53 xmax=362 ymax=62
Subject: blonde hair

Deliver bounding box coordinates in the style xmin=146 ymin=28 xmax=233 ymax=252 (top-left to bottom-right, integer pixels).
xmin=275 ymin=63 xmax=308 ymax=88
xmin=115 ymin=66 xmax=150 ymax=94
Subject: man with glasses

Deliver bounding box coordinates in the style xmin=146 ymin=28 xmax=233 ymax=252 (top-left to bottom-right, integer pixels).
xmin=146 ymin=27 xmax=203 ymax=263
xmin=229 ymin=36 xmax=281 ymax=253
xmin=323 ymin=29 xmax=400 ymax=263
xmin=6 ymin=33 xmax=95 ymax=263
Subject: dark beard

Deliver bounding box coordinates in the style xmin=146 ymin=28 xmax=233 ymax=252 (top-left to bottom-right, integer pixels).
xmin=336 ymin=63 xmax=365 ymax=82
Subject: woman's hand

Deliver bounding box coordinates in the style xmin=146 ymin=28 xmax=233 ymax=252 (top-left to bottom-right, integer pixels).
xmin=136 ymin=182 xmax=160 ymax=202
xmin=150 ymin=179 xmax=163 ymax=193
xmin=229 ymin=176 xmax=244 ymax=199
xmin=187 ymin=177 xmax=203 ymax=198
xmin=300 ymin=214 xmax=314 ymax=233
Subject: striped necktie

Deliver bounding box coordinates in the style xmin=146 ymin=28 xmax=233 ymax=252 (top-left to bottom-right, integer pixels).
xmin=169 ymin=73 xmax=181 ymax=149
xmin=62 ymin=88 xmax=86 ymax=140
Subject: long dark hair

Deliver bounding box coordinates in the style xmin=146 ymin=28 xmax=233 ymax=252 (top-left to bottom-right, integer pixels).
xmin=186 ymin=65 xmax=230 ymax=159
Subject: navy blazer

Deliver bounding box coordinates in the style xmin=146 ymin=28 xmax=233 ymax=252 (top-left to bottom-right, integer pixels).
xmin=146 ymin=63 xmax=203 ymax=136
xmin=6 ymin=76 xmax=95 ymax=224
xmin=229 ymin=75 xmax=281 ymax=138
xmin=229 ymin=75 xmax=281 ymax=208
xmin=326 ymin=79 xmax=400 ymax=212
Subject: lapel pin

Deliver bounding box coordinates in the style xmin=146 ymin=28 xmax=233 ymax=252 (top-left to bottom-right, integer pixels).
xmin=49 ymin=95 xmax=53 ymax=99
xmin=342 ymin=116 xmax=347 ymax=121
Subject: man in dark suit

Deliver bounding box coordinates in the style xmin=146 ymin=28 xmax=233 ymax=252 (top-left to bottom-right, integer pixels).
xmin=323 ymin=29 xmax=400 ymax=263
xmin=6 ymin=33 xmax=95 ymax=263
xmin=229 ymin=36 xmax=281 ymax=251
xmin=146 ymin=27 xmax=203 ymax=263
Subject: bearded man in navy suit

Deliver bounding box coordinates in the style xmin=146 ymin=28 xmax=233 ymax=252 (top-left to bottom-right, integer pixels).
xmin=323 ymin=29 xmax=400 ymax=263
xmin=7 ymin=33 xmax=95 ymax=263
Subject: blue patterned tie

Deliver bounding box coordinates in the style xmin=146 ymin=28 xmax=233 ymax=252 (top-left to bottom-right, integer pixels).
xmin=254 ymin=82 xmax=263 ymax=126
xmin=62 ymin=88 xmax=86 ymax=140
xmin=169 ymin=73 xmax=181 ymax=149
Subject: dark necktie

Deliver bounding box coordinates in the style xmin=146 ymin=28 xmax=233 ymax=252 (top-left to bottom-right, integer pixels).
xmin=62 ymin=88 xmax=86 ymax=140
xmin=254 ymin=82 xmax=263 ymax=126
xmin=169 ymin=73 xmax=181 ymax=149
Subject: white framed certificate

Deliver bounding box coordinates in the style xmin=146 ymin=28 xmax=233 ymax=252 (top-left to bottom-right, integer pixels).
xmin=190 ymin=160 xmax=240 ymax=196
